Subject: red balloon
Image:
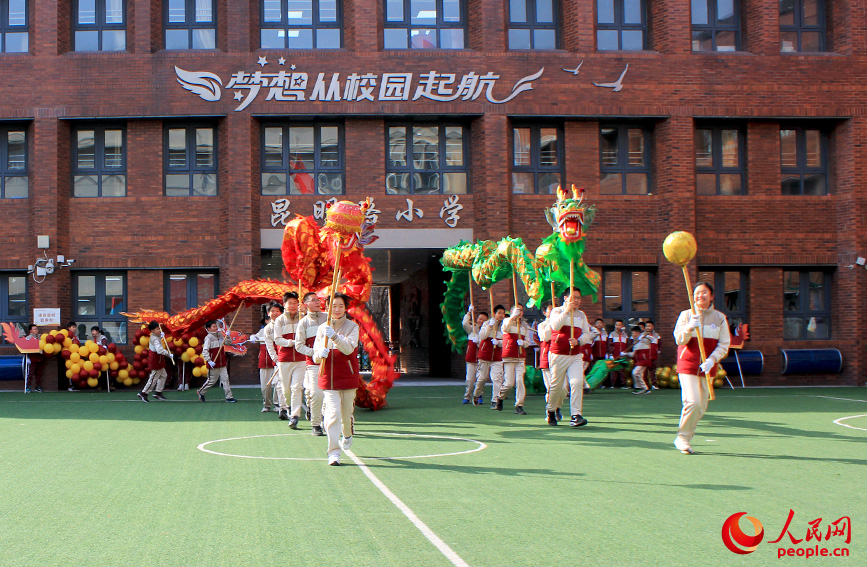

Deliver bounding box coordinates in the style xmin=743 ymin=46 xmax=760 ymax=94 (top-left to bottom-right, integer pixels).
xmin=109 ymin=370 xmax=118 ymax=378
xmin=107 ymin=343 xmax=117 ymax=353
xmin=182 ymin=334 xmax=191 ymax=342
xmin=45 ymin=334 xmax=56 ymax=344
xmin=61 ymin=349 xmax=71 ymax=359
xmin=76 ymin=372 xmax=87 ymax=381
xmin=195 ymin=345 xmax=203 ymax=354
xmin=93 ymin=362 xmax=102 ymax=371
xmin=89 ymin=370 xmax=99 ymax=378
xmin=97 ymin=346 xmax=107 ymax=356
xmin=133 ymin=361 xmax=142 ymax=371
xmin=194 ymin=357 xmax=204 ymax=366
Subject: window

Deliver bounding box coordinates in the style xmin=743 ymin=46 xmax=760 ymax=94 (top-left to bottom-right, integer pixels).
xmin=0 ymin=273 xmax=27 ymax=336
xmin=780 ymin=0 xmax=824 ymax=52
xmin=0 ymin=0 xmax=27 ymax=52
xmin=261 ymin=0 xmax=341 ymax=49
xmin=695 ymin=126 xmax=745 ymax=195
xmin=600 ymin=124 xmax=650 ymax=194
xmin=511 ymin=124 xmax=562 ymax=194
xmin=508 ymin=0 xmax=557 ymax=49
xmin=783 ymin=270 xmax=830 ymax=339
xmin=261 ymin=123 xmax=343 ymax=195
xmin=165 ymin=125 xmax=217 ymax=196
xmin=698 ymin=270 xmax=747 ymax=328
xmin=165 ymin=272 xmax=218 ymax=315
xmin=602 ymin=269 xmax=655 ymax=326
xmin=386 ymin=123 xmax=468 ymax=194
xmin=780 ymin=127 xmax=826 ymax=195
xmin=691 ymin=0 xmax=739 ymax=51
xmin=165 ymin=0 xmax=216 ymax=49
xmin=73 ymin=273 xmax=127 ymax=344
xmin=597 ymin=0 xmax=646 ymax=50
xmin=0 ymin=127 xmax=27 ymax=198
xmin=73 ymin=0 xmax=126 ymax=51
xmin=384 ymin=0 xmax=465 ymax=49
xmin=73 ymin=126 xmax=126 ymax=197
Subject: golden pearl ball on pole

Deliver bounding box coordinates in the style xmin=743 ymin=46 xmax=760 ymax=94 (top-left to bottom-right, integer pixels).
xmin=662 ymin=231 xmax=698 ymax=266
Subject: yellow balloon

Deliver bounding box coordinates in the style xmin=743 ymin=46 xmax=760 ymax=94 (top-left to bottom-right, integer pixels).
xmin=188 ymin=337 xmax=199 ymax=347
xmin=84 ymin=339 xmax=96 ymax=350
xmin=60 ymin=329 xmax=69 ymax=337
xmin=88 ymin=342 xmax=99 ymax=354
xmin=99 ymin=355 xmax=109 ymax=365
xmin=43 ymin=343 xmax=55 ymax=355
xmin=123 ymin=378 xmax=133 ymax=386
xmin=110 ymin=362 xmax=119 ymax=371
xmin=69 ymin=343 xmax=79 ymax=353
xmin=89 ymin=352 xmax=99 ymax=363
xmin=141 ymin=324 xmax=147 ymax=331
xmin=71 ymin=363 xmax=81 ymax=374
xmin=118 ymin=369 xmax=129 ymax=379
xmin=173 ymin=338 xmax=183 ymax=347
xmin=65 ymin=359 xmax=73 ymax=369
xmin=87 ymin=378 xmax=98 ymax=388
xmin=107 ymin=353 xmax=116 ymax=363
xmin=40 ymin=334 xmax=48 ymax=341
xmin=132 ymin=378 xmax=140 ymax=385
xmin=63 ymin=338 xmax=72 ymax=348
xmin=66 ymin=370 xmax=73 ymax=378
xmin=185 ymin=347 xmax=196 ymax=358
xmin=83 ymin=361 xmax=94 ymax=372
xmin=180 ymin=353 xmax=190 ymax=362
xmin=70 ymin=352 xmax=80 ymax=363
xmin=134 ymin=345 xmax=143 ymax=355
xmin=192 ymin=366 xmax=202 ymax=378
xmin=139 ymin=336 xmax=149 ymax=347
xmin=662 ymin=231 xmax=698 ymax=266
xmin=49 ymin=330 xmax=58 ymax=336
xmin=39 ymin=340 xmax=46 ymax=350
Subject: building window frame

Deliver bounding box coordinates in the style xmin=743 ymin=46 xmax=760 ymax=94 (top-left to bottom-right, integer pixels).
xmin=601 ymin=268 xmax=656 ymax=325
xmin=0 ymin=0 xmax=28 ymax=53
xmin=695 ymin=125 xmax=746 ymax=195
xmin=72 ymin=0 xmax=127 ymax=52
xmin=780 ymin=126 xmax=828 ymax=196
xmin=507 ymin=0 xmax=559 ymax=50
xmin=385 ymin=122 xmax=469 ymax=195
xmin=164 ymin=124 xmax=218 ymax=197
xmin=260 ymin=122 xmax=345 ymax=196
xmin=783 ymin=269 xmax=831 ymax=340
xmin=164 ymin=271 xmax=219 ymax=315
xmin=0 ymin=126 xmax=28 ymax=199
xmin=164 ymin=0 xmax=217 ymax=50
xmin=0 ymin=272 xmax=28 ymax=336
xmin=511 ymin=123 xmax=564 ymax=195
xmin=261 ymin=0 xmax=342 ymax=49
xmin=697 ymin=269 xmax=748 ymax=328
xmin=780 ymin=0 xmax=825 ymax=53
xmin=691 ymin=0 xmax=740 ymax=52
xmin=596 ymin=0 xmax=647 ymax=51
xmin=599 ymin=123 xmax=651 ymax=195
xmin=72 ymin=125 xmax=127 ymax=198
xmin=72 ymin=272 xmax=128 ymax=345
xmin=384 ymin=0 xmax=467 ymax=50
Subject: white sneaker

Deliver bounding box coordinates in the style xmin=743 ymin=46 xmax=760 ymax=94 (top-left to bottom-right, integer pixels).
xmin=674 ymin=437 xmax=695 ymax=454
xmin=328 ymin=454 xmax=340 ymax=466
xmin=341 ymin=436 xmax=353 ymax=451
xmin=261 ymin=407 xmax=270 ymax=413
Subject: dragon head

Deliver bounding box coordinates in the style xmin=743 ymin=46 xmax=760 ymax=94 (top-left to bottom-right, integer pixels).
xmin=325 ymin=199 xmax=371 ymax=250
xmin=545 ymin=185 xmax=596 ymax=243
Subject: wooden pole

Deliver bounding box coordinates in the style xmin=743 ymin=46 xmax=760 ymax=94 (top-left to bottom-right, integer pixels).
xmin=512 ymin=272 xmax=518 ymax=306
xmin=569 ymin=259 xmax=575 ymax=341
xmin=320 ymin=242 xmax=344 ymax=372
xmin=467 ymin=271 xmax=476 ymax=335
xmin=213 ymin=306 xmax=242 ymax=365
xmin=551 ymin=281 xmax=557 ymax=307
xmin=682 ymin=266 xmax=715 ymax=400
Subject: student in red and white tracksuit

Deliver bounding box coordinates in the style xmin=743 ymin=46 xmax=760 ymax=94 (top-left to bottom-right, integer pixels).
xmin=645 ymin=321 xmax=661 ymax=389
xmin=461 ymin=306 xmax=488 ymax=403
xmin=497 ymin=305 xmax=532 ymax=414
xmin=199 ymin=320 xmax=235 ymax=402
xmin=546 ymin=289 xmax=592 ymax=427
xmin=472 ymin=305 xmax=506 ymax=407
xmin=138 ymin=321 xmax=173 ymax=402
xmin=273 ymin=292 xmax=306 ymax=429
xmin=588 ymin=318 xmax=608 ymax=379
xmin=626 ymin=327 xmax=652 ymax=393
xmin=295 ymin=292 xmax=329 ymax=436
xmin=262 ymin=303 xmax=287 ymax=414
xmin=90 ymin=326 xmax=109 ymax=348
xmin=673 ymin=282 xmax=730 ymax=454
xmin=537 ymin=304 xmax=553 ymax=391
xmin=312 ymin=293 xmax=360 ymax=466
xmin=607 ymin=319 xmax=629 ymax=388
xmin=251 ymin=302 xmax=283 ymax=412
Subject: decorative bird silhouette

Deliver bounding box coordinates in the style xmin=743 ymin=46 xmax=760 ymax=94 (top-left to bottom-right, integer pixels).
xmin=1 ymin=323 xmax=41 ymax=353
xmin=562 ymin=61 xmax=584 ymax=75
xmin=175 ymin=67 xmax=223 ymax=102
xmin=593 ymin=64 xmax=629 ymax=92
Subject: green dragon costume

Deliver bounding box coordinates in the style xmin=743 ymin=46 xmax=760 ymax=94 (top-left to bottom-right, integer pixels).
xmin=440 ymin=185 xmax=602 ymax=353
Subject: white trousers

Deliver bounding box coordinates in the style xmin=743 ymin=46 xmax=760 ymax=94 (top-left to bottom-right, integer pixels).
xmin=473 ymin=361 xmax=504 ymax=399
xmin=323 ymin=389 xmax=356 ymax=458
xmin=303 ymin=365 xmax=324 ymax=427
xmin=464 ymin=362 xmax=478 ymax=400
xmin=259 ymin=367 xmax=280 ymax=408
xmin=677 ymin=374 xmax=709 ymax=444
xmin=548 ymin=353 xmax=585 ymax=416
xmin=499 ymin=359 xmax=526 ymax=406
xmin=632 ymin=365 xmax=648 ymax=390
xmin=142 ymin=368 xmax=167 ymax=394
xmin=200 ymin=367 xmax=232 ymax=399
xmin=278 ymin=361 xmax=306 ymax=416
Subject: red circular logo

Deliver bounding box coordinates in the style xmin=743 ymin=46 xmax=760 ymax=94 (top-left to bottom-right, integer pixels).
xmin=722 ymin=512 xmax=764 ymax=554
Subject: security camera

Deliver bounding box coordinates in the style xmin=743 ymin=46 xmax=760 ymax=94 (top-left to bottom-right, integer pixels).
xmin=27 ymin=264 xmax=34 ymax=273
xmin=67 ymin=259 xmax=75 ymax=265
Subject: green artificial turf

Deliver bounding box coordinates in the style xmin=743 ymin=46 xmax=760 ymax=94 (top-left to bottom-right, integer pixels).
xmin=0 ymin=386 xmax=864 ymax=567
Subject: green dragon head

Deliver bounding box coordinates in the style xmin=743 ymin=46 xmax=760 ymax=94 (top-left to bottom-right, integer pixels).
xmin=544 ymin=185 xmax=596 ymax=243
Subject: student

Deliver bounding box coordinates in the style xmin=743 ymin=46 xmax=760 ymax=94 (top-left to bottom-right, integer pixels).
xmin=138 ymin=321 xmax=173 ymax=402
xmin=250 ymin=302 xmax=282 ymax=413
xmin=91 ymin=326 xmax=109 ymax=347
xmin=497 ymin=304 xmax=531 ymax=414
xmin=295 ymin=292 xmax=329 ymax=436
xmin=537 ymin=303 xmax=553 ymax=402
xmin=645 ymin=320 xmax=661 ymax=390
xmin=461 ymin=305 xmax=488 ymax=404
xmin=66 ymin=322 xmax=80 ymax=345
xmin=199 ymin=320 xmax=236 ymax=402
xmin=472 ymin=305 xmax=506 ymax=407
xmin=589 ymin=318 xmax=608 ymax=383
xmin=546 ymin=288 xmax=592 ymax=427
xmin=626 ymin=326 xmax=652 ymax=394
xmin=312 ymin=293 xmax=360 ymax=466
xmin=263 ymin=302 xmax=287 ymax=417
xmin=24 ymin=324 xmax=43 ymax=393
xmin=607 ymin=319 xmax=629 ymax=389
xmin=673 ymin=282 xmax=730 ymax=454
xmin=273 ymin=292 xmax=306 ymax=429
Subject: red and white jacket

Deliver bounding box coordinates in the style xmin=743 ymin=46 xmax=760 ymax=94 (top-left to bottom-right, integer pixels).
xmin=647 ymin=331 xmax=661 ymax=361
xmin=537 ymin=320 xmax=551 ymax=369
xmin=313 ymin=316 xmax=360 ymax=390
xmin=272 ymin=311 xmax=304 ymax=363
xmin=501 ymin=315 xmax=531 ymax=361
xmin=628 ymin=332 xmax=651 ymax=366
xmin=608 ymin=328 xmax=629 ymax=358
xmin=590 ymin=327 xmax=608 ymax=361
xmin=255 ymin=325 xmax=275 ymax=370
xmin=674 ymin=308 xmax=730 ymax=376
xmin=202 ymin=331 xmax=229 ymax=368
xmin=547 ymin=307 xmax=592 ymax=357
xmin=295 ymin=311 xmax=328 ymax=366
xmin=476 ymin=318 xmax=503 ymax=363
xmin=462 ymin=311 xmax=479 ymax=364
xmin=148 ymin=333 xmax=171 ymax=371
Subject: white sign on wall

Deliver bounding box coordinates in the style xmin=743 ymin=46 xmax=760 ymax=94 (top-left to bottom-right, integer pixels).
xmin=33 ymin=309 xmax=60 ymax=326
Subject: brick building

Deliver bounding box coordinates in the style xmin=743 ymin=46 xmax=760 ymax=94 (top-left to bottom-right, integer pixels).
xmin=1 ymin=0 xmax=865 ymax=389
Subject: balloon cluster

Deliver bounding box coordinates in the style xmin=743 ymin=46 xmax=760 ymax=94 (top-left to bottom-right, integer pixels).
xmin=134 ymin=325 xmax=209 ymax=382
xmin=40 ymin=329 xmax=130 ymax=389
xmin=654 ymin=365 xmax=727 ymax=389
